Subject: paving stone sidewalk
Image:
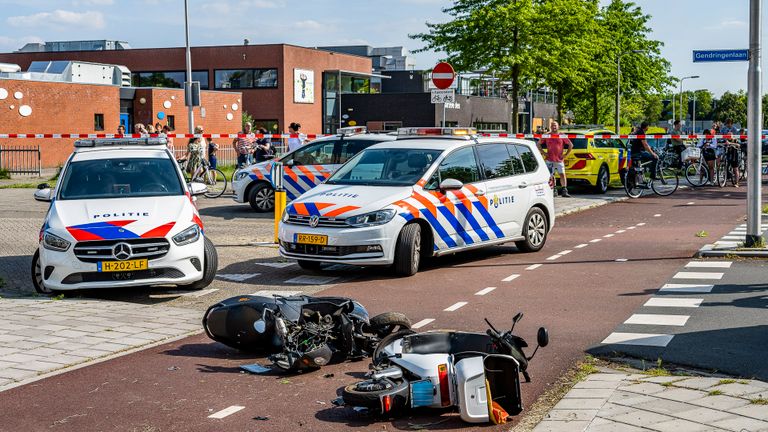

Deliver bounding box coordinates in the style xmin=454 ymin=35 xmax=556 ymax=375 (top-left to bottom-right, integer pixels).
xmin=0 ymin=297 xmax=201 ymax=391
xmin=534 ymin=369 xmax=768 ymax=432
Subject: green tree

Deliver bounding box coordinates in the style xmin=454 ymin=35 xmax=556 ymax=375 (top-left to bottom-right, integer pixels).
xmin=713 ymin=91 xmax=747 ymax=126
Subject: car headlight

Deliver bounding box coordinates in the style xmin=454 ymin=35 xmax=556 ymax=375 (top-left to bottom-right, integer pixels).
xmin=234 ymin=171 xmax=250 ymax=182
xmin=172 ymin=225 xmax=200 ymax=246
xmin=345 ymin=209 xmax=397 ymax=228
xmin=43 ymin=232 xmax=71 ymax=252
xmin=281 ymin=209 xmax=290 ymax=222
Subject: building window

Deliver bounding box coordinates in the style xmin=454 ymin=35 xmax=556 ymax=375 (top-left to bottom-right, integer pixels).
xmin=214 ymin=69 xmax=278 ymax=89
xmin=94 ymin=113 xmax=104 ymax=131
xmin=167 ymin=115 xmax=175 ymax=130
xmin=131 ymin=71 xmax=209 ymax=89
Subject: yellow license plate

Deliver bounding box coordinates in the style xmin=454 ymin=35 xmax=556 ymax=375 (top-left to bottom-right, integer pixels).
xmin=295 ymin=234 xmax=328 ymax=245
xmin=98 ymin=259 xmax=148 ymax=272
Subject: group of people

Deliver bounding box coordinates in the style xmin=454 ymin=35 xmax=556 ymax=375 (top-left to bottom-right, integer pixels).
xmin=232 ymin=122 xmax=275 ymax=168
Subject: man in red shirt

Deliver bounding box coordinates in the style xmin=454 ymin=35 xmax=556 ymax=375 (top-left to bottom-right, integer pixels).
xmin=536 ymin=121 xmax=573 ymax=197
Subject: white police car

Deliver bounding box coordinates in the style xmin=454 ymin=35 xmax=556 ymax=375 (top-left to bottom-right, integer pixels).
xmin=278 ymin=128 xmax=555 ymax=276
xmin=31 ymin=138 xmax=217 ymax=294
xmin=231 ymin=127 xmax=396 ymax=212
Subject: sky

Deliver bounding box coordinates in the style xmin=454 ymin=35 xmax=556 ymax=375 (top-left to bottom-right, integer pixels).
xmin=0 ymin=0 xmax=764 ymax=97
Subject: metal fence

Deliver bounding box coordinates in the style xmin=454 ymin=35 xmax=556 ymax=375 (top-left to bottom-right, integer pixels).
xmin=0 ymin=145 xmax=41 ymax=176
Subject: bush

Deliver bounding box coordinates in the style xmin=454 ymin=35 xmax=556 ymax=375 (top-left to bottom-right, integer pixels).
xmin=0 ymin=169 xmax=9 ymax=180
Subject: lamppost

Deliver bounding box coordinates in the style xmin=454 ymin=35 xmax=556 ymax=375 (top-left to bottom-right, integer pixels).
xmin=616 ymin=50 xmax=644 ymax=134
xmin=679 ymin=75 xmax=699 ymax=124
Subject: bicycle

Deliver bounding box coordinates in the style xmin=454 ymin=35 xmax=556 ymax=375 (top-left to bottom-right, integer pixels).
xmin=716 ymin=142 xmax=742 ymax=187
xmin=682 ymin=147 xmax=709 ymax=187
xmin=179 ymin=158 xmax=227 ymax=198
xmin=624 ymin=156 xmax=679 ymax=198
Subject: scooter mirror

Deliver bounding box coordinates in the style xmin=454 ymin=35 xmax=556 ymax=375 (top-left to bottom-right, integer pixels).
xmin=253 ymin=319 xmax=266 ymax=334
xmin=513 ymin=312 xmax=524 ymax=323
xmin=537 ymin=327 xmax=549 ymax=347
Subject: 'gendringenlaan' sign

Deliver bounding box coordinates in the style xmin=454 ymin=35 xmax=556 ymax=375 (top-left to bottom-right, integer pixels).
xmin=693 ymin=49 xmax=750 ymax=63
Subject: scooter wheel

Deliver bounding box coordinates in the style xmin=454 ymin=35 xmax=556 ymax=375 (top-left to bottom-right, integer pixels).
xmin=342 ymin=378 xmax=408 ymax=410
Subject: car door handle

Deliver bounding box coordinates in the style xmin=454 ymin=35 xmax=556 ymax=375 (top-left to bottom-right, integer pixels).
xmin=518 ymin=182 xmax=529 ymax=189
xmin=475 ymin=190 xmax=486 ymax=196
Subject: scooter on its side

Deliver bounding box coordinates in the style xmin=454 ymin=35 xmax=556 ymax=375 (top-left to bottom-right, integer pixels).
xmin=341 ymin=313 xmax=549 ymax=424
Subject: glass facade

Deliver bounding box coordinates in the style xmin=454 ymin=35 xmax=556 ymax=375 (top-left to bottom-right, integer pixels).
xmin=131 ymin=71 xmax=209 ymax=89
xmin=214 ymin=69 xmax=278 ymax=89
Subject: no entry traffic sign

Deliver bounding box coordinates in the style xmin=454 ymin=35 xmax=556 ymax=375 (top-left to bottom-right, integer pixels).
xmin=431 ymin=62 xmax=456 ymax=90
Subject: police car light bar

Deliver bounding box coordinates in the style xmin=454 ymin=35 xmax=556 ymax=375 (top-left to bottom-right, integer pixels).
xmin=397 ymin=127 xmax=477 ymax=138
xmin=74 ymin=138 xmax=168 ymax=148
xmin=337 ymin=126 xmax=367 ymax=136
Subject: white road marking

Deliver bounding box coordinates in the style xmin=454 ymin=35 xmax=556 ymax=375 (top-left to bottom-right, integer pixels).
xmin=686 ymin=202 xmax=695 ymax=205
xmin=590 ymin=239 xmax=602 ymax=243
xmin=444 ymin=302 xmax=468 ymax=312
xmin=601 ymin=332 xmax=674 ymax=347
xmin=255 ymin=262 xmax=296 ymax=269
xmin=412 ymin=319 xmax=435 ymax=329
xmin=685 ymin=261 xmax=732 ymax=269
xmin=659 ymin=283 xmax=714 ymax=293
xmin=721 ymin=236 xmax=745 ymax=241
xmin=216 ymin=273 xmax=261 ymax=282
xmin=603 ymin=234 xmax=615 ymax=238
xmin=624 ymin=314 xmax=690 ymax=326
xmin=644 ymin=298 xmax=703 ymax=308
xmin=250 ymin=290 xmax=301 ymax=297
xmin=208 ymin=405 xmax=245 ymax=419
xmin=526 ymin=264 xmax=542 ymax=270
xmin=284 ymin=275 xmax=339 ymax=285
xmin=654 ymin=214 xmax=662 ymax=217
xmin=546 ymin=254 xmax=562 ymax=261
xmin=673 ymin=272 xmax=724 ymax=280
xmin=502 ymin=274 xmax=520 ymax=282
xmin=637 ymin=223 xmax=646 ymax=226
xmin=559 ymin=250 xmax=573 ymax=255
xmin=475 ymin=287 xmax=496 ymax=296
xmin=575 ymin=244 xmax=588 ymax=249
xmin=627 ymin=226 xmax=637 ymax=230
xmin=615 ymin=230 xmax=626 ymax=233
xmin=615 ymin=258 xmax=628 ymax=262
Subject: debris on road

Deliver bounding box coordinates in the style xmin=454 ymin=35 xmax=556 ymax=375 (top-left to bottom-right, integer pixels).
xmin=323 ymin=373 xmax=334 ymax=378
xmin=240 ymin=363 xmax=271 ymax=374
xmin=166 ymin=366 xmax=180 ymax=371
xmin=252 ymin=416 xmax=269 ymax=421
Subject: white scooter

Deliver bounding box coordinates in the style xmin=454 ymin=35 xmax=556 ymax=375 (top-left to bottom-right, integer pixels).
xmin=341 ymin=313 xmax=549 ymax=424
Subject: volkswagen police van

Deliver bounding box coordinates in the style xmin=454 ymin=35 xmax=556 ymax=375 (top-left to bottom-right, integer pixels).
xmin=278 ymin=128 xmax=555 ymax=276
xmin=231 ymin=127 xmax=396 ymax=212
xmin=31 ymin=138 xmax=217 ymax=294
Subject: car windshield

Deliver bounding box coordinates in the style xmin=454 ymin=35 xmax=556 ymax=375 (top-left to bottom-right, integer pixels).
xmin=326 ymin=148 xmax=443 ymax=186
xmin=59 ymin=158 xmax=184 ymax=200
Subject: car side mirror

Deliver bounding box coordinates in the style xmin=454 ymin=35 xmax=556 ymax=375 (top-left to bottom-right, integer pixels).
xmin=439 ymin=178 xmax=463 ymax=191
xmin=537 ymin=327 xmax=549 ymax=348
xmin=34 ymin=188 xmax=53 ymax=202
xmin=284 ymin=159 xmax=295 ymax=167
xmin=37 ymin=183 xmax=51 ymax=190
xmin=188 ymin=182 xmax=208 ymax=196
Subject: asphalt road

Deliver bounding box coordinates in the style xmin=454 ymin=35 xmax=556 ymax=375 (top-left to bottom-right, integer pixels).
xmin=0 ymin=186 xmax=758 ymax=432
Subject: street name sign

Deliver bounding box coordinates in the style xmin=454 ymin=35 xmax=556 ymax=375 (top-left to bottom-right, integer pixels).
xmin=693 ymin=49 xmax=749 ymax=63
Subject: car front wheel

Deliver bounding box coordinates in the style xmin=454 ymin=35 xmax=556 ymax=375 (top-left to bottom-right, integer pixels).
xmin=515 ymin=207 xmax=548 ymax=252
xmin=182 ymin=237 xmax=218 ymax=290
xmin=248 ymin=183 xmax=275 ymax=212
xmin=31 ymin=250 xmax=55 ymax=294
xmin=393 ymin=223 xmax=421 ymax=276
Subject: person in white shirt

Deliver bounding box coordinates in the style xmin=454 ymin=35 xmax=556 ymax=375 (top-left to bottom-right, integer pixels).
xmin=287 ymin=122 xmax=305 ymax=153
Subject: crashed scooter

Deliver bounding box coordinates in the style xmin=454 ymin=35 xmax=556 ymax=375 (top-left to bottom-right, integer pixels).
xmin=341 ymin=313 xmax=549 ymax=424
xmin=203 ymin=294 xmax=411 ymax=371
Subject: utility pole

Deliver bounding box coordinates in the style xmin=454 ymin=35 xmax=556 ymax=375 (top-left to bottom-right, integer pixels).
xmin=746 ymin=0 xmax=763 ymax=247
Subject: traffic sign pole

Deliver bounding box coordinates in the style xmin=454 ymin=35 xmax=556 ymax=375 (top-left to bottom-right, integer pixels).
xmin=746 ymin=0 xmax=763 ymax=247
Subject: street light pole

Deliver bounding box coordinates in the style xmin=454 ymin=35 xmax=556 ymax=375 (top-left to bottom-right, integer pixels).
xmin=746 ymin=0 xmax=763 ymax=247
xmin=679 ymin=75 xmax=699 ymax=124
xmin=615 ymin=50 xmax=644 ymax=134
xmin=184 ymin=0 xmax=194 ymax=134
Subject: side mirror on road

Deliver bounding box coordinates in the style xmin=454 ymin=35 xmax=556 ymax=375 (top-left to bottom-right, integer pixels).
xmin=188 ymin=182 xmax=208 ymax=196
xmin=34 ymin=188 xmax=53 ymax=202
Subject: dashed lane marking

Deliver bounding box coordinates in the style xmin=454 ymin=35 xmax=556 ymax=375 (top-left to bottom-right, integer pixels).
xmin=444 ymin=302 xmax=468 ymax=312
xmin=502 ymin=274 xmax=520 ymax=282
xmin=251 ymin=290 xmax=301 ymax=297
xmin=590 ymin=239 xmax=602 ymax=243
xmin=575 ymin=244 xmax=588 ymax=249
xmin=559 ymin=250 xmax=572 ymax=255
xmin=627 ymin=226 xmax=637 ymax=230
xmin=615 ymin=230 xmax=626 ymax=233
xmin=475 ymin=287 xmax=496 ymax=296
xmin=673 ymin=272 xmax=724 ymax=280
xmin=615 ymin=258 xmax=628 ymax=262
xmin=526 ymin=264 xmax=542 ymax=270
xmin=653 ymin=214 xmax=662 ymax=217
xmin=546 ymin=254 xmax=562 ymax=261
xmin=412 ymin=319 xmax=435 ymax=329
xmin=208 ymin=406 xmax=245 ymax=419
xmin=216 ymin=273 xmax=261 ymax=282
xmin=637 ymin=223 xmax=646 ymax=226
xmin=686 ymin=202 xmax=695 ymax=205
xmin=644 ymin=298 xmax=703 ymax=308
xmin=624 ymin=314 xmax=690 ymax=326
xmin=685 ymin=261 xmax=732 ymax=269
xmin=603 ymin=234 xmax=615 ymax=238
xmin=284 ymin=275 xmax=340 ymax=285
xmin=601 ymin=332 xmax=674 ymax=347
xmin=659 ymin=283 xmax=714 ymax=294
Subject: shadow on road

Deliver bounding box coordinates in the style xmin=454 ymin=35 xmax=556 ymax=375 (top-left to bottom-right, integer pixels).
xmin=198 ymin=203 xmax=272 ymax=220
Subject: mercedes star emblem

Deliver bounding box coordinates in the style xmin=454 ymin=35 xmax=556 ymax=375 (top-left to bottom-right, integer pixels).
xmin=112 ymin=242 xmax=133 ymax=261
xmin=309 ymin=215 xmax=320 ymax=228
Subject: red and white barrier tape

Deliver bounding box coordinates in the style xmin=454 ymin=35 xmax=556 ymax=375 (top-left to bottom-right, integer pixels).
xmin=0 ymin=133 xmax=764 ymax=140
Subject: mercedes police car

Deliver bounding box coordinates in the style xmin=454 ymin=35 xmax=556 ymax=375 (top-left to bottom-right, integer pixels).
xmin=231 ymin=127 xmax=396 ymax=212
xmin=278 ymin=127 xmax=555 ymax=276
xmin=31 ymin=138 xmax=217 ymax=294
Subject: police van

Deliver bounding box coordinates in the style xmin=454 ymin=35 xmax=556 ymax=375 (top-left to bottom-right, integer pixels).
xmin=31 ymin=138 xmax=217 ymax=293
xmin=278 ymin=128 xmax=555 ymax=276
xmin=231 ymin=127 xmax=396 ymax=212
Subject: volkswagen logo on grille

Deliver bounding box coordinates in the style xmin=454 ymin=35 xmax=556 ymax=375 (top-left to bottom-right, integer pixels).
xmin=309 ymin=215 xmax=320 ymax=228
xmin=112 ymin=242 xmax=133 ymax=261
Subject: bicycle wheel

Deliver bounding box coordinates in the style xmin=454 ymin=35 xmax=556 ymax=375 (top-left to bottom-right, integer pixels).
xmin=624 ymin=169 xmax=643 ymax=198
xmin=716 ymin=160 xmax=727 ymax=187
xmin=651 ymin=166 xmax=679 ymax=196
xmin=203 ymin=169 xmax=227 ymax=198
xmin=684 ymin=161 xmax=708 ymax=187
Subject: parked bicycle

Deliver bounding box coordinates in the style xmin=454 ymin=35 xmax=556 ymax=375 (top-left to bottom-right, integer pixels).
xmin=178 ymin=158 xmax=227 ymax=198
xmin=624 ymin=156 xmax=679 ymax=198
xmin=716 ymin=141 xmax=742 ymax=188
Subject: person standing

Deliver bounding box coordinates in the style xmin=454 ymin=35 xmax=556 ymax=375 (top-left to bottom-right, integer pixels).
xmin=134 ymin=123 xmax=147 ymax=135
xmin=536 ymin=121 xmax=573 ymax=197
xmin=253 ymin=127 xmax=274 ymax=162
xmin=117 ymin=125 xmax=126 ymax=136
xmin=208 ymin=140 xmax=219 ymax=169
xmin=720 ymin=118 xmax=741 ymax=187
xmin=287 ymin=122 xmax=305 ymax=153
xmin=161 ymin=125 xmax=174 ymax=154
xmin=670 ymin=120 xmax=685 ymax=168
xmin=233 ymin=122 xmax=255 ymax=167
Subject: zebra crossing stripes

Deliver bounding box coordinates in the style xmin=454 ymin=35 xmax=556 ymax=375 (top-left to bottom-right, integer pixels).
xmin=624 ymin=314 xmax=690 ymax=326
xmin=684 ymin=261 xmax=732 ymax=269
xmin=601 ymin=332 xmax=674 ymax=347
xmin=644 ymin=297 xmax=703 ymax=308
xmin=659 ymin=283 xmax=714 ymax=293
xmin=673 ymin=271 xmax=724 ymax=280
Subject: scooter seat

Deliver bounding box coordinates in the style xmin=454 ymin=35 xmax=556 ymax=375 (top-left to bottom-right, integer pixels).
xmin=401 ymin=332 xmax=494 ymax=355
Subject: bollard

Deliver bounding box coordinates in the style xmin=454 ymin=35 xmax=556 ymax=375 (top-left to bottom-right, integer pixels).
xmin=271 ymin=162 xmax=286 ymax=244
